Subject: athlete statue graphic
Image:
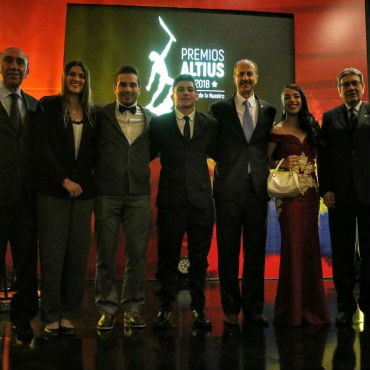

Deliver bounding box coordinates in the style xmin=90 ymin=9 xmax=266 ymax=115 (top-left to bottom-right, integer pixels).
xmin=146 ymin=17 xmax=176 ymax=114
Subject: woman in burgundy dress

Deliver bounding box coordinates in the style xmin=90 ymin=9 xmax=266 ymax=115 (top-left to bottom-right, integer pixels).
xmin=268 ymin=84 xmax=330 ymax=326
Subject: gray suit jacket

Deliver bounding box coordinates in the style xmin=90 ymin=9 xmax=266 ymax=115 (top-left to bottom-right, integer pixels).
xmin=318 ymin=102 xmax=370 ymax=205
xmin=0 ymin=91 xmax=38 ymax=205
xmin=94 ymin=102 xmax=153 ymax=196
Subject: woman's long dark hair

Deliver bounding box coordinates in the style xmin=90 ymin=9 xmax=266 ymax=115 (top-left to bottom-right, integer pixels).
xmin=281 ymin=84 xmax=321 ymax=150
xmin=60 ymin=60 xmax=94 ymax=125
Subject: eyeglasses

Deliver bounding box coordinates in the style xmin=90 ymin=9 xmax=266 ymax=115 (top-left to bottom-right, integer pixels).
xmin=339 ymin=80 xmax=362 ymax=88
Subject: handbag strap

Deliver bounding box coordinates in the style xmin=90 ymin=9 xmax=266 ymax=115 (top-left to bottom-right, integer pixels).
xmin=275 ymin=158 xmax=285 ymax=171
xmin=273 ymin=159 xmax=301 ymax=192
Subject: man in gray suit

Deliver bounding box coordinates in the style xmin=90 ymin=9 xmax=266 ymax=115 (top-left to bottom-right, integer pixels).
xmin=318 ymin=67 xmax=369 ymax=327
xmin=94 ymin=65 xmax=153 ymax=331
xmin=0 ymin=47 xmax=39 ymax=341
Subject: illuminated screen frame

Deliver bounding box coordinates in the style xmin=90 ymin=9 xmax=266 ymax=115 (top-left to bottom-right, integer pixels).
xmin=65 ymin=4 xmax=294 ymax=115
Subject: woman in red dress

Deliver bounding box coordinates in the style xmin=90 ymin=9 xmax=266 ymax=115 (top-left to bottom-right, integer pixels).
xmin=268 ymin=84 xmax=330 ymax=326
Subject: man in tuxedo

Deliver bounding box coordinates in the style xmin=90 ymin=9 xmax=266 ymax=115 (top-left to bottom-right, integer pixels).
xmin=210 ymin=59 xmax=276 ymax=327
xmin=94 ymin=65 xmax=153 ymax=331
xmin=151 ymin=74 xmax=217 ymax=331
xmin=0 ymin=47 xmax=39 ymax=340
xmin=318 ymin=67 xmax=369 ymax=326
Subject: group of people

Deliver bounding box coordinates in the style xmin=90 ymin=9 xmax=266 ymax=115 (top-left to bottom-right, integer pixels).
xmin=0 ymin=46 xmax=368 ymax=342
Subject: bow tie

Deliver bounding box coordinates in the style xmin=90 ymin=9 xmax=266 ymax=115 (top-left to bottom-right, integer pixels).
xmin=119 ymin=105 xmax=136 ymax=115
xmin=71 ymin=119 xmax=84 ymax=125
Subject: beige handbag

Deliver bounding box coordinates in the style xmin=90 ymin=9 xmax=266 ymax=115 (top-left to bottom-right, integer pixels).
xmin=267 ymin=158 xmax=301 ymax=198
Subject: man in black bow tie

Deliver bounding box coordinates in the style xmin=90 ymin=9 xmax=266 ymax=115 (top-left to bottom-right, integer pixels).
xmin=94 ymin=65 xmax=153 ymax=332
xmin=318 ymin=67 xmax=370 ymax=327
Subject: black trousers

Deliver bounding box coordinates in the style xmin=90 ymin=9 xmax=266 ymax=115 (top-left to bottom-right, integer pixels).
xmin=328 ymin=190 xmax=369 ymax=315
xmin=156 ymin=202 xmax=214 ymax=311
xmin=215 ymin=178 xmax=268 ymax=316
xmin=38 ymin=195 xmax=94 ymax=323
xmin=0 ymin=195 xmax=38 ymax=327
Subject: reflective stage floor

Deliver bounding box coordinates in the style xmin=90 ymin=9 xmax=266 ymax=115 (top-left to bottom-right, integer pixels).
xmin=0 ymin=280 xmax=368 ymax=370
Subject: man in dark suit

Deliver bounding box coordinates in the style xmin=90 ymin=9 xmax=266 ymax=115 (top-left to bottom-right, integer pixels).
xmin=210 ymin=59 xmax=276 ymax=327
xmin=318 ymin=67 xmax=369 ymax=327
xmin=94 ymin=65 xmax=153 ymax=331
xmin=151 ymin=74 xmax=217 ymax=331
xmin=0 ymin=47 xmax=39 ymax=340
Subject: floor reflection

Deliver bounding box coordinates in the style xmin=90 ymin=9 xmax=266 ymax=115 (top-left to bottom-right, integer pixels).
xmin=0 ymin=280 xmax=368 ymax=370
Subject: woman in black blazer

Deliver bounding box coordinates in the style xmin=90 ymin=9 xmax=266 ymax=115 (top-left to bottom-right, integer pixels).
xmin=37 ymin=61 xmax=97 ymax=336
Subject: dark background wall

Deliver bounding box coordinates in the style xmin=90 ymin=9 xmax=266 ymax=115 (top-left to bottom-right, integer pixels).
xmin=0 ymin=0 xmax=368 ymax=279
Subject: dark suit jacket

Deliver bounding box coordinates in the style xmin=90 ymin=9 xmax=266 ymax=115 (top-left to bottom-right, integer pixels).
xmin=94 ymin=103 xmax=153 ymax=196
xmin=150 ymin=111 xmax=217 ymax=209
xmin=36 ymin=95 xmax=97 ymax=199
xmin=0 ymin=91 xmax=38 ymax=205
xmin=210 ymin=95 xmax=276 ymax=201
xmin=318 ymin=102 xmax=370 ymax=205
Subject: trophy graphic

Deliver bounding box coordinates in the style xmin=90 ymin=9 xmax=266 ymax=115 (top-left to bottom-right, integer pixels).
xmin=146 ymin=17 xmax=177 ymax=115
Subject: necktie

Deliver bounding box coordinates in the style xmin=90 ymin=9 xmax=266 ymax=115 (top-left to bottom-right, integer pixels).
xmin=183 ymin=115 xmax=191 ymax=142
xmin=348 ymin=107 xmax=358 ymax=133
xmin=119 ymin=105 xmax=136 ymax=115
xmin=242 ymin=100 xmax=254 ymax=142
xmin=10 ymin=93 xmax=22 ymax=135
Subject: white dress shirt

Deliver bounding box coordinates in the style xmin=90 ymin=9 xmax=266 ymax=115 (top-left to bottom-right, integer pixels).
xmin=0 ymin=81 xmax=26 ymax=121
xmin=115 ymin=102 xmax=144 ymax=145
xmin=345 ymin=101 xmax=362 ymax=119
xmin=72 ymin=122 xmax=83 ymax=159
xmin=175 ymin=108 xmax=195 ymax=139
xmin=234 ymin=92 xmax=258 ymax=129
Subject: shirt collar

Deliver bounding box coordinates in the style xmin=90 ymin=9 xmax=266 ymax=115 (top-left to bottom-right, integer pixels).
xmin=175 ymin=108 xmax=195 ymax=121
xmin=345 ymin=101 xmax=362 ymax=112
xmin=115 ymin=100 xmax=137 ymax=111
xmin=235 ymin=92 xmax=256 ymax=109
xmin=0 ymin=81 xmax=22 ymax=99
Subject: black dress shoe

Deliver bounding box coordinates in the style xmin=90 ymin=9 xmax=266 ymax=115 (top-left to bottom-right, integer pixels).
xmin=12 ymin=322 xmax=34 ymax=341
xmin=336 ymin=312 xmax=353 ymax=327
xmin=97 ymin=313 xmax=115 ymax=331
xmin=244 ymin=313 xmax=269 ymax=327
xmin=60 ymin=326 xmax=76 ymax=336
xmin=192 ymin=310 xmax=212 ymax=331
xmin=223 ymin=313 xmax=239 ymax=326
xmin=44 ymin=327 xmax=60 ymax=337
xmin=153 ymin=309 xmax=172 ymax=330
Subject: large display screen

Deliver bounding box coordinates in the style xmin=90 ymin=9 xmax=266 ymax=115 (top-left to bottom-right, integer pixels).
xmin=65 ymin=5 xmax=294 ymax=116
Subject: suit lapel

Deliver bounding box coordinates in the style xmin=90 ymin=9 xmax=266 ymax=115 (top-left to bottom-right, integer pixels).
xmin=335 ymin=104 xmax=351 ymax=132
xmin=140 ymin=105 xmax=151 ymax=131
xmin=169 ymin=111 xmax=184 ymax=140
xmin=228 ymin=97 xmax=245 ymax=140
xmin=0 ymin=92 xmax=34 ymax=136
xmin=0 ymin=99 xmax=12 ymax=130
xmin=249 ymin=96 xmax=267 ymax=143
xmin=193 ymin=111 xmax=202 ymax=141
xmin=104 ymin=102 xmax=127 ymax=139
xmin=357 ymin=103 xmax=370 ymax=130
xmin=22 ymin=91 xmax=38 ymax=113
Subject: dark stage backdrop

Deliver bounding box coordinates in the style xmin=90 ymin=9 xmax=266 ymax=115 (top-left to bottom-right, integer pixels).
xmin=62 ymin=5 xmax=333 ymax=279
xmin=7 ymin=0 xmax=366 ymax=280
xmin=64 ymin=5 xmax=294 ymax=117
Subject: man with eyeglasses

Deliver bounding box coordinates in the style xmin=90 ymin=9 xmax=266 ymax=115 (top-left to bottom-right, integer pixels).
xmin=318 ymin=67 xmax=369 ymax=327
xmin=150 ymin=74 xmax=217 ymax=331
